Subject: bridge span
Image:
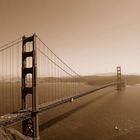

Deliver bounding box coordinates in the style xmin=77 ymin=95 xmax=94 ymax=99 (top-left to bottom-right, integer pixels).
xmin=0 ymin=34 xmax=124 ymax=139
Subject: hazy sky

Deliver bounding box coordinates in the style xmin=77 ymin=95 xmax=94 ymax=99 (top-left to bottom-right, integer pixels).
xmin=1 ymin=0 xmax=140 ymax=75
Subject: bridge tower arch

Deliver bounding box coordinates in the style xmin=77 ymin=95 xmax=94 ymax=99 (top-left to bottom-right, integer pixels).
xmin=117 ymin=66 xmax=122 ymax=90
xmin=21 ymin=34 xmax=39 ymax=140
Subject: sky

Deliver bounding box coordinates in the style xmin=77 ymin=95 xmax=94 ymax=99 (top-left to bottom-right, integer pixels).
xmin=1 ymin=0 xmax=140 ymax=75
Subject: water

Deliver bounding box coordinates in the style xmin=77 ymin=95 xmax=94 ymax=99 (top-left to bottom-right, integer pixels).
xmin=3 ymin=84 xmax=140 ymax=139
xmin=38 ymin=85 xmax=140 ymax=140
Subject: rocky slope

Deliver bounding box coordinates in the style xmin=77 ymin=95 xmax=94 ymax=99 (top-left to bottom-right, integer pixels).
xmin=0 ymin=127 xmax=30 ymax=140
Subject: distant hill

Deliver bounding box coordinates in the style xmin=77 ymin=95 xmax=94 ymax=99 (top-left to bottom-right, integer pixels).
xmin=34 ymin=75 xmax=140 ymax=86
xmin=81 ymin=75 xmax=116 ymax=85
xmin=1 ymin=75 xmax=140 ymax=86
xmin=82 ymin=75 xmax=140 ymax=86
xmin=125 ymin=75 xmax=140 ymax=85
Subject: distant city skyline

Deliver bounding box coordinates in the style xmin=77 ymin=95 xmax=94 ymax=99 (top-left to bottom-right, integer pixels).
xmin=1 ymin=0 xmax=140 ymax=75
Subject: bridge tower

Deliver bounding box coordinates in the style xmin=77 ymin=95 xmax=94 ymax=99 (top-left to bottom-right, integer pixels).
xmin=21 ymin=34 xmax=39 ymax=140
xmin=117 ymin=66 xmax=122 ymax=90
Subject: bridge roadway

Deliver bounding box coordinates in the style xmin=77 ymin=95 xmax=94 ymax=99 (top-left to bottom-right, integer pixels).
xmin=0 ymin=83 xmax=114 ymax=127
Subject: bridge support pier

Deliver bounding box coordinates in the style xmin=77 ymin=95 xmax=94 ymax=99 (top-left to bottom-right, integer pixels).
xmin=22 ymin=34 xmax=39 ymax=140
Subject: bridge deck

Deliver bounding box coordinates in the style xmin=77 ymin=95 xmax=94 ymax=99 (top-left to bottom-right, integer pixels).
xmin=0 ymin=83 xmax=114 ymax=126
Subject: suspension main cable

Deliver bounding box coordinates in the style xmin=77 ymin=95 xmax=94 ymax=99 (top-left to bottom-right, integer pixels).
xmin=37 ymin=47 xmax=75 ymax=78
xmin=0 ymin=37 xmax=22 ymax=49
xmin=36 ymin=35 xmax=80 ymax=77
xmin=0 ymin=40 xmax=22 ymax=52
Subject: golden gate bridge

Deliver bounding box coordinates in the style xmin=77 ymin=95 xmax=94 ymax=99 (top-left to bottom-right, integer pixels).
xmin=0 ymin=34 xmax=125 ymax=139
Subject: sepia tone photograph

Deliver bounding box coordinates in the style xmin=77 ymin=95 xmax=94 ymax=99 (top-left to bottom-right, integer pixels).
xmin=0 ymin=0 xmax=140 ymax=140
